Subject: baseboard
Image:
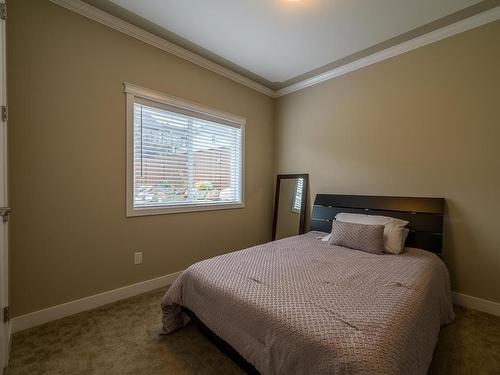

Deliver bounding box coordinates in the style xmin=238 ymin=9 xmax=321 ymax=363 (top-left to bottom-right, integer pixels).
xmin=11 ymin=270 xmax=184 ymax=333
xmin=452 ymin=291 xmax=500 ymax=317
xmin=10 ymin=274 xmax=499 ymax=333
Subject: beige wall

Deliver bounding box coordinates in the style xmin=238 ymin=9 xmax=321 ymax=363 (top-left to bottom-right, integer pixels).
xmin=275 ymin=21 xmax=500 ymax=303
xmin=7 ymin=0 xmax=500 ymax=317
xmin=7 ymin=0 xmax=275 ymax=316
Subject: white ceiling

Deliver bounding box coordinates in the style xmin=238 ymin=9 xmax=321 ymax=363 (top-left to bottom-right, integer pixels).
xmin=109 ymin=0 xmax=481 ymax=84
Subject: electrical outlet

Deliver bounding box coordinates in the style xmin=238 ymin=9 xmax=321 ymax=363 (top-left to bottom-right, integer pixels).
xmin=134 ymin=251 xmax=143 ymax=265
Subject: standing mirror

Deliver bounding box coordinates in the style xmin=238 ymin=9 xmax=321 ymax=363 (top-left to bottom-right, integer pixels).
xmin=272 ymin=174 xmax=309 ymax=240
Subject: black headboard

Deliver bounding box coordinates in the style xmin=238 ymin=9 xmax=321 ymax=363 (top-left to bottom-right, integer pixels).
xmin=310 ymin=194 xmax=445 ymax=255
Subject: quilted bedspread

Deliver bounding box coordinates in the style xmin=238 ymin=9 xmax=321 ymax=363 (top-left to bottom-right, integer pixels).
xmin=161 ymin=232 xmax=455 ymax=375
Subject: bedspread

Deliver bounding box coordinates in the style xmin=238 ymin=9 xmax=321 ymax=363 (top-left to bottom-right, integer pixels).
xmin=161 ymin=232 xmax=454 ymax=374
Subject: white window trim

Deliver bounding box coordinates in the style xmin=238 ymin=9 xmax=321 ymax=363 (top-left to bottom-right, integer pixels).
xmin=124 ymin=82 xmax=245 ymax=217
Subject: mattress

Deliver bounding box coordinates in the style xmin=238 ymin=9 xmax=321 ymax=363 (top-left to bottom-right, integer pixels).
xmin=161 ymin=232 xmax=455 ymax=375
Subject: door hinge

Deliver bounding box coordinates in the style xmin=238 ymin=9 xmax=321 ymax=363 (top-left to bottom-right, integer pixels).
xmin=2 ymin=306 xmax=8 ymax=323
xmin=0 ymin=207 xmax=10 ymax=223
xmin=0 ymin=4 xmax=5 ymax=21
xmin=1 ymin=106 xmax=6 ymax=122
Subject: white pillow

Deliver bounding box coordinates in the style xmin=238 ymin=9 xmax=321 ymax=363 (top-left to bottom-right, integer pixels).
xmin=399 ymin=228 xmax=410 ymax=252
xmin=323 ymin=213 xmax=410 ymax=254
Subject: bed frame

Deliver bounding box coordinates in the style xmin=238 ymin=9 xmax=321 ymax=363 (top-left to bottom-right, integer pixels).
xmin=184 ymin=194 xmax=445 ymax=374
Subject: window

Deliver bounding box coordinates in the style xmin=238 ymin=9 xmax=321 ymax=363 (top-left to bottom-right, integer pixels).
xmin=125 ymin=83 xmax=244 ymax=216
xmin=292 ymin=178 xmax=304 ymax=213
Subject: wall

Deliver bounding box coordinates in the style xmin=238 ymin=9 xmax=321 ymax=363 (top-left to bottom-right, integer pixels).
xmin=275 ymin=20 xmax=500 ymax=303
xmin=7 ymin=0 xmax=275 ymax=316
xmin=7 ymin=0 xmax=500 ymax=317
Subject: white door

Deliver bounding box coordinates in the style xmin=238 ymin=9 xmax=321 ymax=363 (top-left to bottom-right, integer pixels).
xmin=0 ymin=0 xmax=9 ymax=371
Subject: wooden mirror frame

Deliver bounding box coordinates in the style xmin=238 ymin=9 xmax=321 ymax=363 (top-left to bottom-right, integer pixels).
xmin=272 ymin=174 xmax=309 ymax=241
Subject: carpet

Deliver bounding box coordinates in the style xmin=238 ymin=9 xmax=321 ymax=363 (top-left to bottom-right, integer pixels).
xmin=8 ymin=288 xmax=500 ymax=374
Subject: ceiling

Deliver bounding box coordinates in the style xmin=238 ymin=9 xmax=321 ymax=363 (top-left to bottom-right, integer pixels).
xmin=84 ymin=0 xmax=495 ymax=89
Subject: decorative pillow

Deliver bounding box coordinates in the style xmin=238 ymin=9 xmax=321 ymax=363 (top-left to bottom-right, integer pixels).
xmin=328 ymin=221 xmax=384 ymax=254
xmin=334 ymin=213 xmax=410 ymax=254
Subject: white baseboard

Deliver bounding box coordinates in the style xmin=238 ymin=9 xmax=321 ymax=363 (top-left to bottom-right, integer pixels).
xmin=452 ymin=292 xmax=500 ymax=317
xmin=10 ymin=274 xmax=499 ymax=334
xmin=11 ymin=270 xmax=183 ymax=333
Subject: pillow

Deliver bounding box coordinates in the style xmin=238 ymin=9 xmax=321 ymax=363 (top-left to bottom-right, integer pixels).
xmin=335 ymin=213 xmax=408 ymax=227
xmin=328 ymin=221 xmax=384 ymax=254
xmin=323 ymin=213 xmax=410 ymax=254
xmin=399 ymin=228 xmax=410 ymax=252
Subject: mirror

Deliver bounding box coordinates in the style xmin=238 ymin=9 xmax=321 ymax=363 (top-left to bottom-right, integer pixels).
xmin=272 ymin=174 xmax=309 ymax=240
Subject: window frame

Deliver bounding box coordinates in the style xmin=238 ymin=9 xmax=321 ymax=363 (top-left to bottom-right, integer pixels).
xmin=125 ymin=83 xmax=245 ymax=217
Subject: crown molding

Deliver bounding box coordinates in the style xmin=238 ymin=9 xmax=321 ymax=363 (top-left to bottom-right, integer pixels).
xmin=275 ymin=6 xmax=500 ymax=97
xmin=49 ymin=1 xmax=499 ymax=99
xmin=49 ymin=0 xmax=276 ymax=97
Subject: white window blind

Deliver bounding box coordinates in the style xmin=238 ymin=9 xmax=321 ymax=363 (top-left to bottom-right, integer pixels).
xmin=292 ymin=178 xmax=304 ymax=213
xmin=126 ymin=84 xmax=244 ymax=216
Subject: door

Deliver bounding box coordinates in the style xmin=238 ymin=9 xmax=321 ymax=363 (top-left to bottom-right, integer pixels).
xmin=0 ymin=0 xmax=9 ymax=371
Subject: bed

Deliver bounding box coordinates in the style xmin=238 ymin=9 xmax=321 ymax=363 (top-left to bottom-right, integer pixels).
xmin=161 ymin=194 xmax=455 ymax=374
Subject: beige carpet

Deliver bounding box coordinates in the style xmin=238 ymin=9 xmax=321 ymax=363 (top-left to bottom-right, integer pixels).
xmin=8 ymin=288 xmax=500 ymax=375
